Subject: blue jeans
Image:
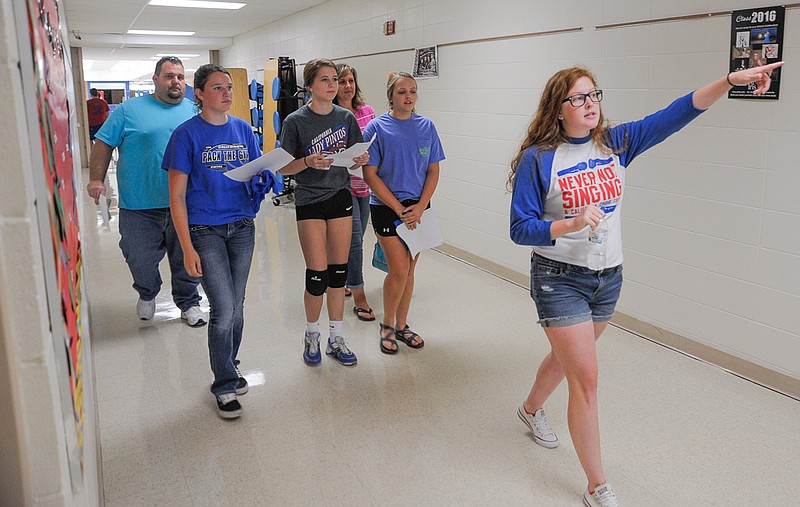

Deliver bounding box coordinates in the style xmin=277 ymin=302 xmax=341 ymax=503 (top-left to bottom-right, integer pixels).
xmin=89 ymin=124 xmax=102 ymax=141
xmin=190 ymin=219 xmax=255 ymax=396
xmin=118 ymin=208 xmax=201 ymax=310
xmin=346 ymin=195 xmax=371 ymax=289
xmin=529 ymin=253 xmax=623 ymax=328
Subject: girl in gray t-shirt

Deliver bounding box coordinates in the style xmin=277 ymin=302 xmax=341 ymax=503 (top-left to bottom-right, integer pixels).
xmin=278 ymin=58 xmax=369 ymax=367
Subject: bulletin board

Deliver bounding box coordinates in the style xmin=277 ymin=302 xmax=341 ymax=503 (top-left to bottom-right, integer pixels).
xmin=24 ymin=0 xmax=88 ymax=490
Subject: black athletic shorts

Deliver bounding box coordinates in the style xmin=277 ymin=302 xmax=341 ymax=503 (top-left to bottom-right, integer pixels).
xmin=296 ymin=188 xmax=353 ymax=221
xmin=370 ymin=199 xmax=430 ymax=237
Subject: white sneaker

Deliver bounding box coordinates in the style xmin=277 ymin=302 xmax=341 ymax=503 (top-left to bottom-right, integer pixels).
xmin=181 ymin=306 xmax=207 ymax=327
xmin=517 ymin=404 xmax=559 ymax=448
xmin=583 ymin=483 xmax=619 ymax=507
xmin=136 ymin=298 xmax=155 ymax=320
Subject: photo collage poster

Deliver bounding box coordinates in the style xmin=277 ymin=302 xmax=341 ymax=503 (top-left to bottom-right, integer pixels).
xmin=729 ymin=5 xmax=784 ymax=99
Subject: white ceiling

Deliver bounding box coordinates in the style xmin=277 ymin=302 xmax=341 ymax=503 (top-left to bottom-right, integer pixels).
xmin=65 ymin=0 xmax=327 ymax=81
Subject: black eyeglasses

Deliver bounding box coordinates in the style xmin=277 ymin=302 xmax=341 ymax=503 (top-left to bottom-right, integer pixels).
xmin=562 ymin=89 xmax=603 ymax=107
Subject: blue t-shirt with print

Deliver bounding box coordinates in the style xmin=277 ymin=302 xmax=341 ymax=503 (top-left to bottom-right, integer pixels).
xmin=95 ymin=95 xmax=196 ymax=209
xmin=363 ymin=112 xmax=445 ymax=206
xmin=162 ymin=115 xmax=261 ymax=226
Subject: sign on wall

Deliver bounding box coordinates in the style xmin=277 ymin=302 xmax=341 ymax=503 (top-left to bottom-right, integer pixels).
xmin=413 ymin=46 xmax=439 ymax=79
xmin=729 ymin=5 xmax=784 ymax=99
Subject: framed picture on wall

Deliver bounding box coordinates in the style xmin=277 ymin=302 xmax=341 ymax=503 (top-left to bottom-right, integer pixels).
xmin=413 ymin=46 xmax=438 ymax=79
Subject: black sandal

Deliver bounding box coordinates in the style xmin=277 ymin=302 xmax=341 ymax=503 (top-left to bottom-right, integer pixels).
xmin=353 ymin=306 xmax=376 ymax=322
xmin=395 ymin=325 xmax=424 ymax=349
xmin=379 ymin=323 xmax=398 ymax=354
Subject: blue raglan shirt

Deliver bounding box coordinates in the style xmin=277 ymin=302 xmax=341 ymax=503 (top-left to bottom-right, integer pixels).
xmin=509 ymin=92 xmax=704 ymax=268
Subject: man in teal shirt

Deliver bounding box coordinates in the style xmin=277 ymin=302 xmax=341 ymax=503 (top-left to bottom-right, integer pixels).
xmin=87 ymin=57 xmax=206 ymax=326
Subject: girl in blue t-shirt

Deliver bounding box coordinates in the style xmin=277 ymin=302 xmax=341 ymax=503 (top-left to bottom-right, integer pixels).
xmin=363 ymin=72 xmax=445 ymax=355
xmin=508 ymin=62 xmax=782 ymax=507
xmin=165 ymin=64 xmax=275 ymax=420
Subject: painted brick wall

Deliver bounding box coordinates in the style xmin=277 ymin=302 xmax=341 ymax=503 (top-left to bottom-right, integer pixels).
xmin=221 ymin=0 xmax=800 ymax=379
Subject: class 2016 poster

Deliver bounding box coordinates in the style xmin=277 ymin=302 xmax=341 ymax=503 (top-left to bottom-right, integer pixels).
xmin=729 ymin=5 xmax=784 ymax=99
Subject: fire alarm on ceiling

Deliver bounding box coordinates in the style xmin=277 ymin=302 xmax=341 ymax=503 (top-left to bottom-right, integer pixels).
xmin=384 ymin=20 xmax=396 ymax=36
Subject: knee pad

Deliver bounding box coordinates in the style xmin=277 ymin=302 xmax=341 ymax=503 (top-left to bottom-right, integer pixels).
xmin=327 ymin=263 xmax=348 ymax=288
xmin=305 ymin=269 xmax=328 ymax=296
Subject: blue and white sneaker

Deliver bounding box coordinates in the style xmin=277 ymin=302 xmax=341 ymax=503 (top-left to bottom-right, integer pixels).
xmin=303 ymin=331 xmax=322 ymax=366
xmin=326 ymin=336 xmax=357 ymax=366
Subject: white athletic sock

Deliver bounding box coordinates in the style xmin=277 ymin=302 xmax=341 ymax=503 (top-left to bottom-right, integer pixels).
xmin=329 ymin=320 xmax=343 ymax=340
xmin=306 ymin=321 xmax=320 ymax=335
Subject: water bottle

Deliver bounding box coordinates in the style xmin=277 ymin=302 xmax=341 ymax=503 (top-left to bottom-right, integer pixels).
xmin=587 ymin=221 xmax=608 ymax=271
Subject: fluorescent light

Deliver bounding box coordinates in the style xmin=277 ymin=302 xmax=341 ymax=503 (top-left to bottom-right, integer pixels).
xmin=110 ymin=60 xmax=156 ymax=74
xmin=127 ymin=29 xmax=195 ymax=36
xmin=156 ymin=53 xmax=200 ymax=58
xmin=148 ymin=0 xmax=245 ymax=9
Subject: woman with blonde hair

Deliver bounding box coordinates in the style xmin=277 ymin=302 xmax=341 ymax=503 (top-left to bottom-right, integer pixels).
xmin=363 ymin=71 xmax=445 ymax=354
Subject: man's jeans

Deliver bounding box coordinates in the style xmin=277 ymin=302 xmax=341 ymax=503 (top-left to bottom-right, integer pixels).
xmin=190 ymin=219 xmax=255 ymax=396
xmin=118 ymin=208 xmax=201 ymax=310
xmin=346 ymin=195 xmax=371 ymax=289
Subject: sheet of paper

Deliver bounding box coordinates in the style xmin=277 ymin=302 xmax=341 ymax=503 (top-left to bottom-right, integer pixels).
xmin=394 ymin=208 xmax=443 ymax=258
xmin=224 ymin=147 xmax=294 ymax=182
xmin=98 ymin=195 xmax=111 ymax=229
xmin=323 ymin=136 xmax=375 ymax=167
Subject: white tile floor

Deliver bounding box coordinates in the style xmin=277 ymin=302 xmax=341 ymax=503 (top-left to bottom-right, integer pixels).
xmin=84 ymin=186 xmax=800 ymax=506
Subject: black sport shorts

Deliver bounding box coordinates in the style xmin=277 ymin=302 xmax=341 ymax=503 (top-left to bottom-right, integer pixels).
xmin=296 ymin=188 xmax=353 ymax=221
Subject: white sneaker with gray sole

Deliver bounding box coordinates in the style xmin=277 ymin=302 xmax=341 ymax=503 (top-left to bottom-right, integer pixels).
xmin=517 ymin=404 xmax=559 ymax=448
xmin=583 ymin=483 xmax=619 ymax=507
xmin=181 ymin=306 xmax=208 ymax=327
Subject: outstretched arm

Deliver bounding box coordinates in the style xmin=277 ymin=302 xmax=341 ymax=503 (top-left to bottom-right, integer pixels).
xmin=693 ymin=61 xmax=784 ymax=110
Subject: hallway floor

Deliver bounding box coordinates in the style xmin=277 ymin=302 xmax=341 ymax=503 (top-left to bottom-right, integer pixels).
xmin=83 ymin=185 xmax=800 ymax=506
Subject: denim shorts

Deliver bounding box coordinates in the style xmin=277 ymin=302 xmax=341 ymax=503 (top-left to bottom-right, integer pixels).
xmin=529 ymin=253 xmax=623 ymax=328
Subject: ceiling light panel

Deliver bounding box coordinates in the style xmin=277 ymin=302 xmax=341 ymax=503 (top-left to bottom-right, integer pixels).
xmin=148 ymin=0 xmax=246 ymax=9
xmin=127 ymin=29 xmax=195 ymax=36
